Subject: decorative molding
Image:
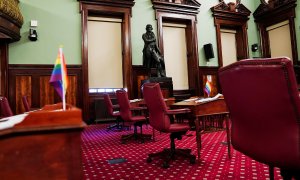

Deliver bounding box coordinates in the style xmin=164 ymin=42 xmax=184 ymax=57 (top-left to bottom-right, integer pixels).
xmin=151 ymin=0 xmax=201 ymax=15
xmin=78 ymin=0 xmax=134 ymax=6
xmin=0 ymin=0 xmax=23 ymax=42
xmin=0 ymin=0 xmax=23 ymax=25
xmin=78 ymin=0 xmax=135 ymax=15
xmin=211 ymin=1 xmax=251 ymax=21
xmin=254 ymin=0 xmax=296 ymax=19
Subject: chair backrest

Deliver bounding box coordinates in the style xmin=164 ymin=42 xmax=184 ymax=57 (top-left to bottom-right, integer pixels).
xmin=22 ymin=95 xmax=30 ymax=112
xmin=115 ymin=90 xmax=132 ymax=121
xmin=103 ymin=93 xmax=114 ymax=116
xmin=142 ymin=83 xmax=170 ymax=132
xmin=218 ymin=57 xmax=300 ymax=170
xmin=0 ymin=97 xmax=13 ymax=118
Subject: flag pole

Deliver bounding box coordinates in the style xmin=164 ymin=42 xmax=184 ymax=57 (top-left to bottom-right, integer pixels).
xmin=62 ymin=84 xmax=66 ymax=111
xmin=59 ymin=46 xmax=66 ymax=111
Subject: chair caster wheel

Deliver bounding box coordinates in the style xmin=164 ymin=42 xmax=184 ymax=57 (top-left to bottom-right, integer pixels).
xmin=146 ymin=157 xmax=152 ymax=163
xmin=190 ymin=156 xmax=196 ymax=164
xmin=162 ymin=161 xmax=169 ymax=168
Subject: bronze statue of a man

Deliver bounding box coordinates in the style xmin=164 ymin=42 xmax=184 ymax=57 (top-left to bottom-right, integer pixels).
xmin=142 ymin=24 xmax=166 ymax=77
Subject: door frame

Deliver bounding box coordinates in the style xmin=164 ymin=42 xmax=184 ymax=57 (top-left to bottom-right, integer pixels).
xmin=78 ymin=0 xmax=134 ymax=121
xmin=253 ymin=0 xmax=298 ymax=64
xmin=0 ymin=43 xmax=8 ymax=97
xmin=211 ymin=1 xmax=251 ymax=67
xmin=152 ymin=0 xmax=201 ymax=95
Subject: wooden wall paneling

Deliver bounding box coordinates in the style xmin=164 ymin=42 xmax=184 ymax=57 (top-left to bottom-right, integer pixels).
xmin=8 ymin=65 xmax=82 ymax=115
xmin=89 ymin=93 xmax=118 ymax=123
xmin=66 ymin=75 xmax=77 ymax=106
xmin=132 ymin=65 xmax=148 ymax=98
xmin=199 ymin=66 xmax=219 ymax=96
xmin=132 ymin=65 xmax=198 ymax=100
xmin=40 ymin=75 xmax=79 ymax=108
xmin=15 ymin=76 xmax=31 ymax=114
xmin=202 ymin=74 xmax=218 ymax=97
xmin=39 ymin=76 xmax=55 ymax=108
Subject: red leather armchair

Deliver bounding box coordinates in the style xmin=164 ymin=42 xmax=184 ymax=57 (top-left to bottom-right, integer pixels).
xmin=0 ymin=97 xmax=13 ymax=118
xmin=218 ymin=57 xmax=300 ymax=179
xmin=142 ymin=83 xmax=196 ymax=168
xmin=22 ymin=95 xmax=30 ymax=112
xmin=103 ymin=93 xmax=122 ymax=130
xmin=116 ymin=90 xmax=151 ymax=143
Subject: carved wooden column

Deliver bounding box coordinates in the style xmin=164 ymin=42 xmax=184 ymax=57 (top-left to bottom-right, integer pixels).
xmin=0 ymin=0 xmax=23 ymax=97
xmin=253 ymin=0 xmax=298 ymax=65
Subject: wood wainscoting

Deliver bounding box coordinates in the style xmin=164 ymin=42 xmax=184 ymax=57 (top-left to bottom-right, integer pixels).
xmin=8 ymin=64 xmax=82 ymax=115
xmin=199 ymin=66 xmax=220 ymax=96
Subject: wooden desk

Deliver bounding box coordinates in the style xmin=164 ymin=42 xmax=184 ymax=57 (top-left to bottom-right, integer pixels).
xmin=0 ymin=104 xmax=85 ymax=180
xmin=170 ymin=97 xmax=230 ymax=162
xmin=130 ymin=97 xmax=175 ymax=107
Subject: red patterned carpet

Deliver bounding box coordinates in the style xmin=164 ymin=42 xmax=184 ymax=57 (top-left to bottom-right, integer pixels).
xmin=81 ymin=124 xmax=283 ymax=180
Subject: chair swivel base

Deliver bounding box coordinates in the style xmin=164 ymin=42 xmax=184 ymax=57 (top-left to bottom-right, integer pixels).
xmin=146 ymin=148 xmax=196 ymax=168
xmin=107 ymin=123 xmax=122 ymax=130
xmin=121 ymin=133 xmax=152 ymax=144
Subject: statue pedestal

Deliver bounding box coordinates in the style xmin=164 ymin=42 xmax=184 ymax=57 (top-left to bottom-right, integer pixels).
xmin=141 ymin=77 xmax=173 ymax=98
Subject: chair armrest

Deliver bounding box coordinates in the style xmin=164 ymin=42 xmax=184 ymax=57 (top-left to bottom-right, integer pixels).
xmin=130 ymin=106 xmax=147 ymax=111
xmin=166 ymin=108 xmax=191 ymax=115
xmin=112 ymin=104 xmax=120 ymax=109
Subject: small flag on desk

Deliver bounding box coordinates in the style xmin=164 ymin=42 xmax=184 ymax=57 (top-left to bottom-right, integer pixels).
xmin=49 ymin=46 xmax=68 ymax=110
xmin=204 ymin=75 xmax=212 ymax=97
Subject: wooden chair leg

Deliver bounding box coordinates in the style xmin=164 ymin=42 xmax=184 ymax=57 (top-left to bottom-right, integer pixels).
xmin=269 ymin=166 xmax=274 ymax=180
xmin=225 ymin=115 xmax=231 ymax=159
xmin=195 ymin=117 xmax=201 ymax=163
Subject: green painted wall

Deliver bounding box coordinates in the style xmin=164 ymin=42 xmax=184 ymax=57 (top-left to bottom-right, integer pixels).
xmin=131 ymin=0 xmax=261 ymax=66
xmin=295 ymin=3 xmax=300 ymax=61
xmin=8 ymin=0 xmax=300 ymax=65
xmin=131 ymin=0 xmax=157 ymax=65
xmin=9 ymin=0 xmax=81 ymax=64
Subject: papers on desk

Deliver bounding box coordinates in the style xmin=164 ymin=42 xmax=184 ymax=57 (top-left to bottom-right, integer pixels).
xmin=195 ymin=93 xmax=223 ymax=103
xmin=130 ymin=99 xmax=142 ymax=103
xmin=183 ymin=98 xmax=199 ymax=102
xmin=0 ymin=114 xmax=28 ymax=130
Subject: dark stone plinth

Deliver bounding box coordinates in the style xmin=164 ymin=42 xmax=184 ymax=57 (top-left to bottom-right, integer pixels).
xmin=141 ymin=77 xmax=173 ymax=97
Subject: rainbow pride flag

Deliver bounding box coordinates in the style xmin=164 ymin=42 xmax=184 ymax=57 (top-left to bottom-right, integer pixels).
xmin=50 ymin=47 xmax=68 ymax=109
xmin=204 ymin=75 xmax=212 ymax=97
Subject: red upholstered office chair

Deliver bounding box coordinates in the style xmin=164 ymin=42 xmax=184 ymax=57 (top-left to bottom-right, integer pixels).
xmin=0 ymin=97 xmax=13 ymax=118
xmin=22 ymin=95 xmax=30 ymax=112
xmin=103 ymin=93 xmax=122 ymax=130
xmin=218 ymin=57 xmax=300 ymax=179
xmin=142 ymin=83 xmax=196 ymax=168
xmin=116 ymin=90 xmax=151 ymax=143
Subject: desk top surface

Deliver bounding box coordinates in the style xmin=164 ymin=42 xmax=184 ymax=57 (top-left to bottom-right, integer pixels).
xmin=171 ymin=97 xmax=229 ymax=116
xmin=0 ymin=104 xmax=86 ymax=136
xmin=172 ymin=97 xmax=225 ymax=106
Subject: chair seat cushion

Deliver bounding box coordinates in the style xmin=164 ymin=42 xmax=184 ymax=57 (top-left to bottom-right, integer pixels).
xmin=112 ymin=111 xmax=120 ymax=117
xmin=130 ymin=115 xmax=146 ymax=122
xmin=168 ymin=123 xmax=190 ymax=133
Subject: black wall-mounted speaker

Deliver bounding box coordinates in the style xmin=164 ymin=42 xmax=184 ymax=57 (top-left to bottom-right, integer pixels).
xmin=203 ymin=43 xmax=214 ymax=60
